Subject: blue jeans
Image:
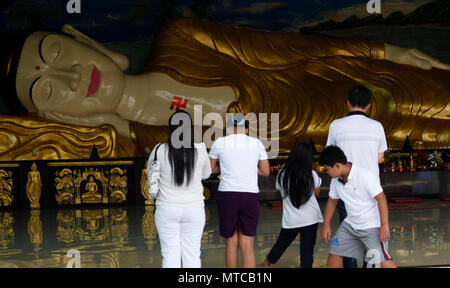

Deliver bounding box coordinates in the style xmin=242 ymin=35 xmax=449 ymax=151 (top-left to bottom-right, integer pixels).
xmin=337 ymin=199 xmax=359 ymax=268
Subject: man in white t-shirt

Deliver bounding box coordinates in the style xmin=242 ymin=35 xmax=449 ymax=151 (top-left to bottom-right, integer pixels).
xmin=326 ymin=86 xmax=387 ymax=180
xmin=325 ymin=85 xmax=388 ymax=268
xmin=319 ymin=146 xmax=396 ymax=268
xmin=209 ymin=113 xmax=270 ymax=268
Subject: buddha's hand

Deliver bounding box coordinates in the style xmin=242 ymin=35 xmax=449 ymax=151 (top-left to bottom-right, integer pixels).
xmin=385 ymin=43 xmax=450 ymax=70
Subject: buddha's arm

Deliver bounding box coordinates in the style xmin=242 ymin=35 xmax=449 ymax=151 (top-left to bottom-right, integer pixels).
xmin=157 ymin=18 xmax=384 ymax=70
xmin=384 ymin=43 xmax=450 ymax=70
xmin=163 ymin=18 xmax=386 ymax=66
xmin=285 ymin=32 xmax=449 ymax=70
xmin=164 ymin=18 xmax=449 ymax=71
xmin=298 ymin=33 xmax=450 ymax=70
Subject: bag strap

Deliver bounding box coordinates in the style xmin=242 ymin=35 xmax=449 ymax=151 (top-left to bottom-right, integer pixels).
xmin=154 ymin=143 xmax=162 ymax=161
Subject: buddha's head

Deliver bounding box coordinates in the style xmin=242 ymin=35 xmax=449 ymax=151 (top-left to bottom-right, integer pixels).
xmin=1 ymin=25 xmax=129 ymax=116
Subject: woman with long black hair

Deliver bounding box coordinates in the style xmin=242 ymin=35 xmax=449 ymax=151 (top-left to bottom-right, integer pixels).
xmin=262 ymin=142 xmax=323 ymax=268
xmin=150 ymin=110 xmax=211 ymax=268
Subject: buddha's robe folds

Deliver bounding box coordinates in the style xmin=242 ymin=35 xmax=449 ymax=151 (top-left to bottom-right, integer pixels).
xmin=0 ymin=114 xmax=133 ymax=160
xmin=135 ymin=18 xmax=449 ymax=154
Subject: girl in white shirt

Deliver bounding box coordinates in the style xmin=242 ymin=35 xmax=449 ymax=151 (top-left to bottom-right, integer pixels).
xmin=262 ymin=143 xmax=323 ymax=268
xmin=149 ymin=110 xmax=211 ymax=268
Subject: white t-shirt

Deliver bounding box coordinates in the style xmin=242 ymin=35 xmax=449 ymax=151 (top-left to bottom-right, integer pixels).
xmin=148 ymin=142 xmax=211 ymax=207
xmin=276 ymin=170 xmax=324 ymax=229
xmin=326 ymin=113 xmax=387 ymax=182
xmin=329 ymin=165 xmax=383 ymax=230
xmin=209 ymin=134 xmax=268 ymax=193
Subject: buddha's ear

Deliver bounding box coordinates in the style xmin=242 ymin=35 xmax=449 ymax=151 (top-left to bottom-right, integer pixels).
xmin=62 ymin=24 xmax=130 ymax=71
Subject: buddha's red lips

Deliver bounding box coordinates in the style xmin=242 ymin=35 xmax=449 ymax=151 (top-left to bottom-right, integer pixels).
xmin=86 ymin=66 xmax=101 ymax=97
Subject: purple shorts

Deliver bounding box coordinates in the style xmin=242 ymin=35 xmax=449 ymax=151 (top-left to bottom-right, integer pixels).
xmin=216 ymin=191 xmax=259 ymax=238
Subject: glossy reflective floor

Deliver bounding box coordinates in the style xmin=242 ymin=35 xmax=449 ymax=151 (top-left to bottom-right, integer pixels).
xmin=0 ymin=200 xmax=448 ymax=268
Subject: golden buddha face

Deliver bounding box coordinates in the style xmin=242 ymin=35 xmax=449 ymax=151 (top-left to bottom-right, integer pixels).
xmin=16 ymin=32 xmax=124 ymax=115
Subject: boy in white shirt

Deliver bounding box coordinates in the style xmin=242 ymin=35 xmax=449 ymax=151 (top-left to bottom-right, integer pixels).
xmin=319 ymin=146 xmax=397 ymax=268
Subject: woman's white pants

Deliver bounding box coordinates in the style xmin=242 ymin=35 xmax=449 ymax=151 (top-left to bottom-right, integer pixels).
xmin=155 ymin=205 xmax=205 ymax=268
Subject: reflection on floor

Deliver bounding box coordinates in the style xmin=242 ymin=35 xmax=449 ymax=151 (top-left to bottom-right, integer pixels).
xmin=0 ymin=200 xmax=448 ymax=268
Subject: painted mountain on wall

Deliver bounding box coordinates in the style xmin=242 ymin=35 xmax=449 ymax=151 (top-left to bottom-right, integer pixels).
xmin=0 ymin=0 xmax=438 ymax=42
xmin=300 ymin=0 xmax=450 ymax=34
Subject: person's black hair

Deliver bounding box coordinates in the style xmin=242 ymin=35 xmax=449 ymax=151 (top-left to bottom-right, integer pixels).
xmin=348 ymin=85 xmax=371 ymax=109
xmin=167 ymin=110 xmax=197 ymax=186
xmin=318 ymin=145 xmax=348 ymax=167
xmin=278 ymin=142 xmax=315 ymax=209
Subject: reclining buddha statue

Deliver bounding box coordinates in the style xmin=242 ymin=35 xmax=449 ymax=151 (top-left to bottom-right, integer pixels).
xmin=1 ymin=18 xmax=449 ymax=160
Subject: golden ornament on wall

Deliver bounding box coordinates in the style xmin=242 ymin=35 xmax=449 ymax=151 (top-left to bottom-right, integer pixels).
xmin=54 ymin=165 xmax=128 ymax=206
xmin=26 ymin=162 xmax=42 ymax=209
xmin=55 ymin=168 xmax=75 ymax=205
xmin=109 ymin=168 xmax=127 ymax=204
xmin=0 ymin=170 xmax=13 ymax=207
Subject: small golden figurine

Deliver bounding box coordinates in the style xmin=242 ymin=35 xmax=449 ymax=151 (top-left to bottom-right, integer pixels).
xmin=82 ymin=175 xmax=102 ymax=203
xmin=26 ymin=162 xmax=42 ymax=209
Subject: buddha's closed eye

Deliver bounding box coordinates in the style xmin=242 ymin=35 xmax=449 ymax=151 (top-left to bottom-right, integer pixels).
xmin=46 ymin=42 xmax=61 ymax=63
